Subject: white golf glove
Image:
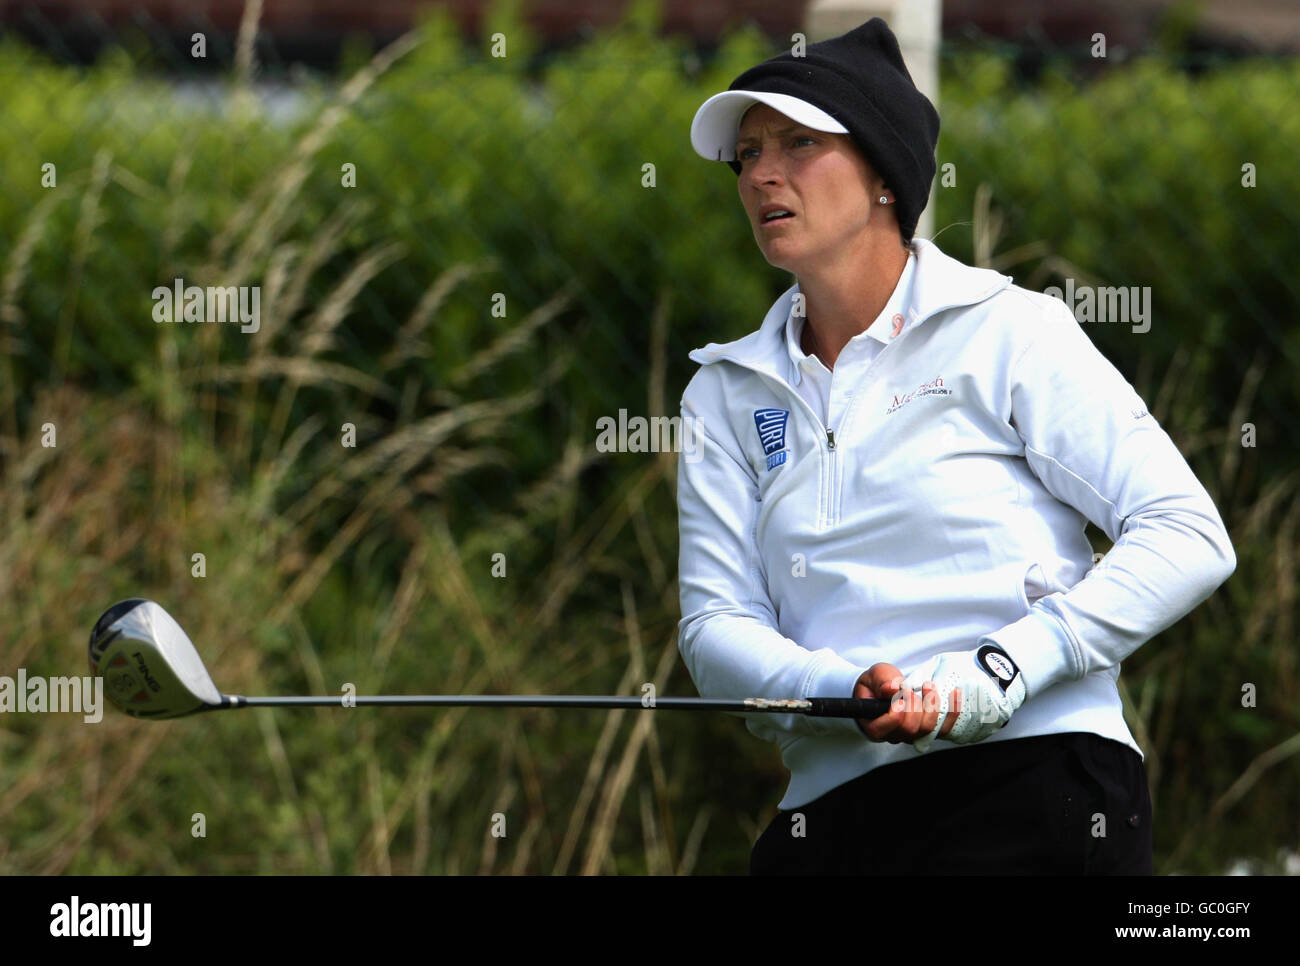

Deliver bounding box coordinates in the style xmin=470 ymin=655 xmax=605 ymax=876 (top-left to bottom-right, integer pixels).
xmin=900 ymin=643 xmax=1027 ymax=753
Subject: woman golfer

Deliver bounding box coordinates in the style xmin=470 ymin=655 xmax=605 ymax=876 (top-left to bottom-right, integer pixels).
xmin=676 ymin=18 xmax=1236 ymax=875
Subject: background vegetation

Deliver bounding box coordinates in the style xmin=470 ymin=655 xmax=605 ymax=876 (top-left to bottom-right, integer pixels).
xmin=0 ymin=0 xmax=1295 ymax=873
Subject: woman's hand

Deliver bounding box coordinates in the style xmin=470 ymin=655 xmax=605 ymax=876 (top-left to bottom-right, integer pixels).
xmin=899 ymin=646 xmax=1026 ymax=751
xmin=854 ymin=662 xmax=959 ymax=744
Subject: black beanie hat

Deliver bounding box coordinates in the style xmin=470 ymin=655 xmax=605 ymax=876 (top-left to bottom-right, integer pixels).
xmin=721 ymin=19 xmax=939 ymax=242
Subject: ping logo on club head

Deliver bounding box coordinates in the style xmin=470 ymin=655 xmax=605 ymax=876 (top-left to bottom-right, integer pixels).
xmin=976 ymin=644 xmax=1019 ymax=692
xmin=753 ymin=408 xmax=789 ymax=471
xmin=131 ymin=652 xmax=163 ymax=693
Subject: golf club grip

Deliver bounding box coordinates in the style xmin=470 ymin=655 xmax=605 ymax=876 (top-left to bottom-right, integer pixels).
xmin=806 ymin=697 xmax=892 ymax=719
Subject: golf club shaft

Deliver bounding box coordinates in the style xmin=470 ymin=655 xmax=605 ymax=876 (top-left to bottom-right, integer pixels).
xmin=215 ymin=694 xmax=892 ymax=717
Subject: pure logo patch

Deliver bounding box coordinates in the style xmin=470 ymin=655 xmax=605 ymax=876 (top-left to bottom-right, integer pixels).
xmin=976 ymin=644 xmax=1019 ymax=693
xmin=753 ymin=408 xmax=789 ymax=471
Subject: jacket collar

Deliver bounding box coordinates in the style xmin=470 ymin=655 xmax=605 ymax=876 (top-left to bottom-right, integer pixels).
xmin=688 ymin=237 xmax=1012 ymax=377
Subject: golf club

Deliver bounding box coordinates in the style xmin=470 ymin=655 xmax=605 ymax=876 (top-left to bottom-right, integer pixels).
xmin=89 ymin=598 xmax=893 ymax=722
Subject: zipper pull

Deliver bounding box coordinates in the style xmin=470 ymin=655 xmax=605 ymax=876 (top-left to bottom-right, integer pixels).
xmin=826 ymin=430 xmax=836 ymax=451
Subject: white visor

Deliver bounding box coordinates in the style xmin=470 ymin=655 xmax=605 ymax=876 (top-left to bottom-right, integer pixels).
xmin=690 ymin=90 xmax=849 ymax=163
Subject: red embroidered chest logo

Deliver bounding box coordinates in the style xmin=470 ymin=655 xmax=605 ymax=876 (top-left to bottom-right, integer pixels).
xmin=886 ymin=376 xmax=951 ymax=414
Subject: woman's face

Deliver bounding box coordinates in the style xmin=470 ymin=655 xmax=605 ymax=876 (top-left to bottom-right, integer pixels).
xmin=734 ymin=103 xmax=885 ymax=275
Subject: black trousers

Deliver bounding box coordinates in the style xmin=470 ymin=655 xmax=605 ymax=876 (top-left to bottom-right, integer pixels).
xmin=750 ymin=732 xmax=1153 ymax=875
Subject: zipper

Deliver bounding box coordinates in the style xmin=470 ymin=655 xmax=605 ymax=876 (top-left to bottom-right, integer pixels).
xmin=825 ymin=429 xmax=837 ymax=528
xmin=691 ymin=354 xmax=838 ymax=529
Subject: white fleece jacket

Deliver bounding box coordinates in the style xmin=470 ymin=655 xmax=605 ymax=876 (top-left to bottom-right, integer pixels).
xmin=676 ymin=237 xmax=1236 ymax=809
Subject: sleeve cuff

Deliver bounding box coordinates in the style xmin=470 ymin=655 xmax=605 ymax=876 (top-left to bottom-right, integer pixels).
xmin=978 ymin=606 xmax=1079 ymax=700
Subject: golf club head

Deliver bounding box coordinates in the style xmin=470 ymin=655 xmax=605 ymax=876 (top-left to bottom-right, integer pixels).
xmin=89 ymin=599 xmax=224 ymax=719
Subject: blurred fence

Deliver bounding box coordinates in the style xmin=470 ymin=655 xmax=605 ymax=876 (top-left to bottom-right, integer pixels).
xmin=0 ymin=0 xmax=1296 ymax=875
